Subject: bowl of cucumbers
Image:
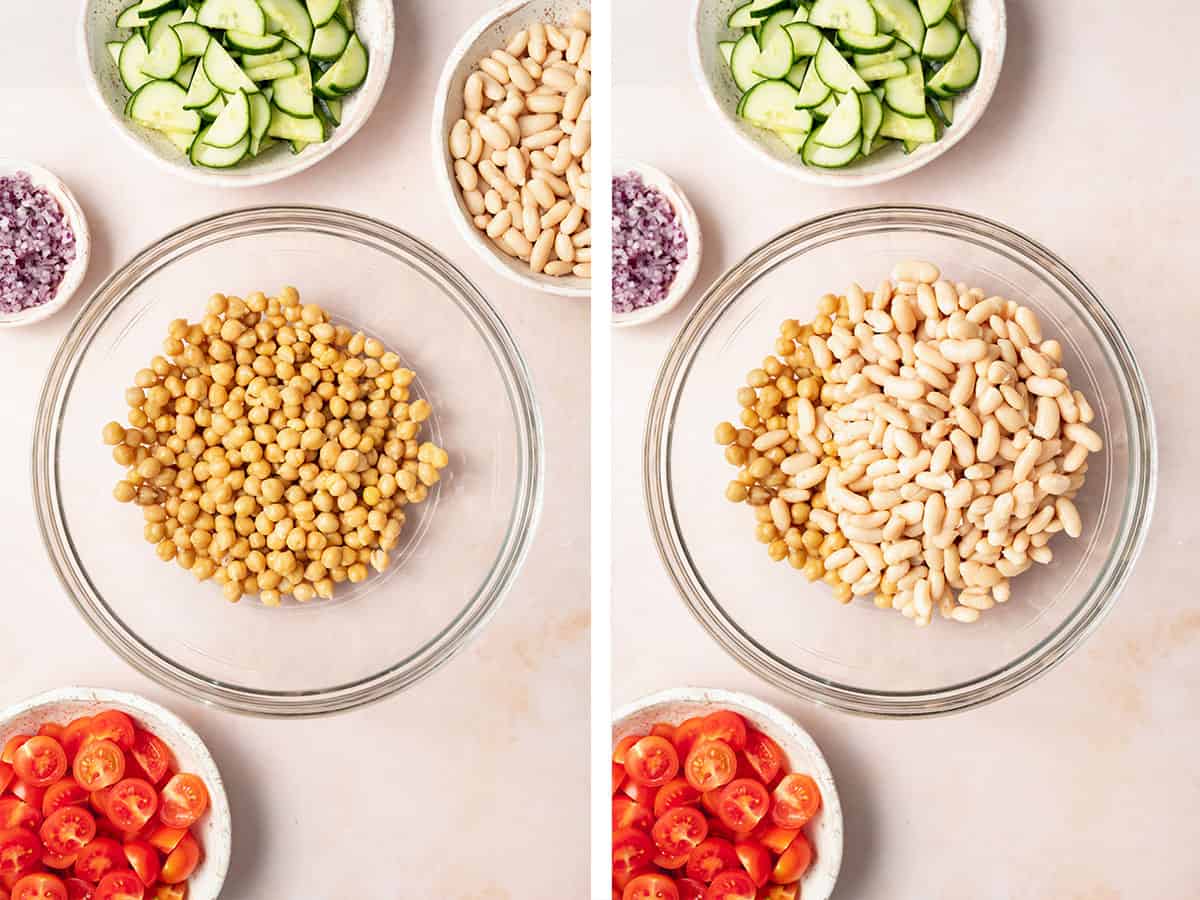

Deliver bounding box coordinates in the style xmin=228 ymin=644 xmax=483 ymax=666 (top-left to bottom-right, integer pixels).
xmin=79 ymin=0 xmax=394 ymax=186
xmin=690 ymin=0 xmax=1005 ymax=186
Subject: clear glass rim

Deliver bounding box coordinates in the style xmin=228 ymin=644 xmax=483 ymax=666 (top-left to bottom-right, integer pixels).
xmin=643 ymin=205 xmax=1158 ymax=718
xmin=33 ymin=205 xmax=545 ymax=718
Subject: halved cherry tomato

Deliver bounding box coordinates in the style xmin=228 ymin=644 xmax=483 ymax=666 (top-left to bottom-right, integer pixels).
xmin=624 ymin=738 xmax=679 ymax=788
xmin=700 ymin=791 xmax=723 ymax=818
xmin=160 ymin=833 xmax=199 ymax=886
xmin=715 ymin=779 xmax=770 ymax=833
xmin=621 ymin=780 xmax=658 ymax=809
xmin=704 ymin=815 xmax=738 ymax=842
xmin=89 ymin=791 xmax=113 ymax=822
xmin=74 ymin=838 xmax=125 ymax=884
xmin=85 ymin=715 xmax=135 ymax=754
xmin=43 ymin=782 xmax=89 ymax=820
xmin=122 ymin=842 xmax=160 ymax=888
xmin=73 ymin=743 xmax=125 ymax=793
xmin=40 ymin=807 xmax=97 ymax=856
xmin=10 ymin=783 xmax=45 ymax=811
xmin=11 ymin=874 xmax=68 ymax=900
xmin=742 ymin=731 xmax=785 ymax=786
xmin=613 ymin=736 xmax=639 ymax=765
xmin=671 ymin=718 xmax=707 ymax=760
xmin=770 ymin=774 xmax=821 ymax=829
xmin=652 ymin=779 xmax=700 ymax=818
xmin=0 ymin=764 xmax=13 ymax=796
xmin=684 ymin=838 xmax=739 ymax=883
xmin=701 ymin=869 xmax=755 ymax=900
xmin=94 ymin=872 xmax=143 ymax=900
xmin=612 ymin=828 xmax=655 ymax=891
xmin=734 ymin=840 xmax=771 ymax=888
xmin=684 ymin=741 xmax=737 ymax=793
xmin=758 ymin=886 xmax=798 ymax=900
xmin=622 ymin=873 xmax=679 ymax=900
xmin=651 ymin=807 xmax=708 ymax=858
xmin=753 ymin=823 xmax=799 ymax=855
xmin=63 ymin=878 xmax=94 ymax=900
xmin=37 ymin=726 xmax=65 ymax=742
xmin=612 ymin=763 xmax=626 ymax=796
xmin=770 ymin=833 xmax=812 ymax=884
xmin=143 ymin=828 xmax=185 ymax=857
xmin=127 ymin=736 xmax=169 ymax=789
xmin=157 ymin=777 xmax=207 ymax=830
xmin=649 ymin=723 xmax=676 ymax=742
xmin=612 ymin=797 xmax=653 ymax=834
xmin=676 ymin=878 xmax=706 ymax=900
xmin=699 ymin=711 xmax=747 ymax=752
xmin=652 ymin=848 xmax=690 ymax=870
xmin=1 ymin=739 xmax=30 ymax=767
xmin=146 ymin=886 xmax=185 ymax=900
xmin=59 ymin=723 xmax=93 ymax=765
xmin=0 ymin=801 xmax=40 ymax=832
xmin=0 ymin=828 xmax=41 ymax=883
xmin=42 ymin=848 xmax=78 ymax=870
xmin=106 ymin=781 xmax=158 ymax=833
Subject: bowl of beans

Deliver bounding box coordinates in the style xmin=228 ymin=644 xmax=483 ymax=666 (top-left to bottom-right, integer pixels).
xmin=433 ymin=0 xmax=591 ymax=298
xmin=644 ymin=205 xmax=1156 ymax=717
xmin=33 ymin=206 xmax=544 ymax=716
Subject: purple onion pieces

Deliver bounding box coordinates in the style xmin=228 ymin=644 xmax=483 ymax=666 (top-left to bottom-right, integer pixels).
xmin=612 ymin=171 xmax=687 ymax=314
xmin=0 ymin=171 xmax=77 ymax=314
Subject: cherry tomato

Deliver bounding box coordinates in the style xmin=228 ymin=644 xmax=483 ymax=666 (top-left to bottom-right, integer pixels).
xmin=0 ymin=765 xmax=13 ymax=796
xmin=146 ymin=886 xmax=185 ymax=900
xmin=758 ymin=886 xmax=798 ymax=900
xmin=770 ymin=833 xmax=812 ymax=884
xmin=59 ymin=723 xmax=92 ymax=765
xmin=700 ymin=791 xmax=723 ymax=818
xmin=652 ymin=779 xmax=700 ymax=818
xmin=93 ymin=872 xmax=143 ymax=900
xmin=651 ymin=849 xmax=689 ymax=870
xmin=612 ymin=736 xmax=639 ymax=765
xmin=122 ymin=842 xmax=160 ymax=888
xmin=63 ymin=878 xmax=94 ymax=900
xmin=701 ymin=870 xmax=755 ymax=900
xmin=624 ymin=738 xmax=679 ymax=788
xmin=143 ymin=828 xmax=185 ymax=857
xmin=0 ymin=801 xmax=40 ymax=832
xmin=10 ymin=783 xmax=45 ymax=811
xmin=753 ymin=824 xmax=799 ymax=855
xmin=651 ymin=806 xmax=708 ymax=858
xmin=676 ymin=879 xmax=706 ymax=900
xmin=85 ymin=716 xmax=135 ymax=754
xmin=684 ymin=741 xmax=737 ymax=793
xmin=1 ymin=739 xmax=30 ymax=767
xmin=704 ymin=815 xmax=738 ymax=842
xmin=0 ymin=828 xmax=41 ymax=883
xmin=612 ymin=828 xmax=655 ymax=890
xmin=612 ymin=797 xmax=653 ymax=833
xmin=42 ymin=782 xmax=88 ymax=820
xmin=10 ymin=874 xmax=68 ymax=900
xmin=40 ymin=807 xmax=97 ymax=856
xmin=612 ymin=763 xmax=626 ymax=796
xmin=742 ymin=731 xmax=785 ymax=785
xmin=733 ymin=841 xmax=771 ymax=888
xmin=73 ymin=743 xmax=125 ymax=793
xmin=649 ymin=723 xmax=676 ymax=742
xmin=127 ymin=736 xmax=169 ymax=790
xmin=42 ymin=847 xmax=79 ymax=870
xmin=622 ymin=873 xmax=679 ymax=900
xmin=105 ymin=781 xmax=158 ymax=833
xmin=157 ymin=777 xmax=207 ymax=830
xmin=620 ymin=780 xmax=658 ymax=809
xmin=74 ymin=838 xmax=126 ymax=884
xmin=771 ymin=774 xmax=821 ymax=829
xmin=36 ymin=726 xmax=64 ymax=742
xmin=671 ymin=718 xmax=707 ymax=760
xmin=684 ymin=838 xmax=739 ymax=883
xmin=160 ymin=835 xmax=199 ymax=886
xmin=715 ymin=779 xmax=770 ymax=833
xmin=698 ymin=711 xmax=747 ymax=752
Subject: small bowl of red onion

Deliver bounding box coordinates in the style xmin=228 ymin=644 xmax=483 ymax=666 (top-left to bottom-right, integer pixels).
xmin=0 ymin=160 xmax=91 ymax=328
xmin=613 ymin=161 xmax=702 ymax=328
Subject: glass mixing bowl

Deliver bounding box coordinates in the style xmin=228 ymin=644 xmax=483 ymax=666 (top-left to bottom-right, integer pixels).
xmin=34 ymin=207 xmax=543 ymax=716
xmin=645 ymin=206 xmax=1156 ymax=717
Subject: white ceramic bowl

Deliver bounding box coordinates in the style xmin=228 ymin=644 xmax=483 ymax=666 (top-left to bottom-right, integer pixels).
xmin=77 ymin=0 xmax=394 ymax=188
xmin=0 ymin=688 xmax=231 ymax=899
xmin=613 ymin=687 xmax=843 ymax=900
xmin=689 ymin=0 xmax=1006 ymax=187
xmin=0 ymin=160 xmax=91 ymax=329
xmin=612 ymin=161 xmax=703 ymax=328
xmin=432 ymin=0 xmax=590 ymax=298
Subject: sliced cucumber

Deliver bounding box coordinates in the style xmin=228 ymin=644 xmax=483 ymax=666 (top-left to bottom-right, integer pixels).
xmin=935 ymin=95 xmax=953 ymax=125
xmin=320 ymin=96 xmax=342 ymax=125
xmin=949 ymin=0 xmax=966 ymax=28
xmin=878 ymin=106 xmax=935 ymax=141
xmin=180 ymin=5 xmax=197 ymax=24
xmin=838 ymin=29 xmax=892 ymax=51
xmin=729 ymin=33 xmax=766 ymax=92
xmin=183 ymin=53 xmax=220 ymax=108
xmin=869 ymin=0 xmax=925 ymax=51
xmin=288 ymin=140 xmax=310 ymax=154
xmin=310 ymin=16 xmax=351 ymax=61
xmin=142 ymin=25 xmax=183 ymax=79
xmin=107 ymin=41 xmax=125 ymax=65
xmin=315 ymin=33 xmax=367 ymax=97
xmin=163 ymin=129 xmax=199 ymax=153
xmin=921 ymin=17 xmax=959 ymax=60
xmin=784 ymin=60 xmax=808 ymax=89
xmin=802 ymin=130 xmax=861 ymax=166
xmin=191 ymin=125 xmax=250 ymax=167
xmin=128 ymin=79 xmax=202 ymax=133
xmin=752 ymin=14 xmax=794 ymax=79
xmin=174 ymin=23 xmax=211 ymax=58
xmin=137 ymin=0 xmax=177 ymax=15
xmin=204 ymin=89 xmax=251 ymax=147
xmin=748 ymin=0 xmax=791 ymax=18
xmin=173 ymin=58 xmax=198 ymax=88
xmin=203 ymin=38 xmax=260 ymax=93
xmin=248 ymin=90 xmax=273 ymax=154
xmin=772 ymin=129 xmax=809 ymax=153
xmin=739 ymin=80 xmax=813 ymax=132
xmin=306 ymin=0 xmax=340 ymax=27
xmin=237 ymin=41 xmax=301 ymax=68
xmin=267 ymin=104 xmax=325 ymax=142
xmin=852 ymin=43 xmax=912 ymax=67
xmin=883 ymin=58 xmax=925 ymax=116
xmin=335 ymin=0 xmax=354 ymax=28
xmin=790 ymin=6 xmax=809 ymax=23
xmin=227 ymin=30 xmax=285 ymax=53
xmin=197 ymin=0 xmax=267 ymax=36
xmin=118 ymin=34 xmax=154 ymax=92
xmin=784 ymin=22 xmax=823 ymax=58
xmin=272 ymin=57 xmax=314 ymax=117
xmin=918 ymin=0 xmax=951 ymax=26
xmin=809 ymin=0 xmax=877 ymax=33
xmin=856 ymin=58 xmax=907 ymax=80
xmin=244 ymin=59 xmax=298 ymax=81
xmin=259 ymin=0 xmax=315 ymax=54
xmin=811 ymin=91 xmax=839 ymax=120
xmin=117 ymin=4 xmax=151 ymax=28
xmin=814 ymin=37 xmax=869 ymax=92
xmin=719 ymin=41 xmax=736 ymax=66
xmin=147 ymin=9 xmax=184 ymax=47
xmin=198 ymin=92 xmax=226 ymax=120
xmin=814 ymin=89 xmax=862 ymax=146
xmin=860 ymin=89 xmax=883 ymax=145
xmin=926 ymin=32 xmax=979 ymax=95
xmin=794 ymin=58 xmax=831 ymax=107
xmin=728 ymin=1 xmax=756 ymax=28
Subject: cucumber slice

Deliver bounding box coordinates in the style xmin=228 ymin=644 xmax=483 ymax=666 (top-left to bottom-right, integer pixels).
xmin=173 ymin=58 xmax=198 ymax=88
xmin=852 ymin=43 xmax=912 ymax=67
xmin=809 ymin=0 xmax=877 ymax=34
xmin=197 ymin=0 xmax=267 ymax=36
xmin=142 ymin=25 xmax=182 ymax=79
xmin=784 ymin=22 xmax=823 ymax=58
xmin=244 ymin=59 xmax=298 ymax=81
xmin=739 ymin=80 xmax=813 ymax=132
xmin=729 ymin=33 xmax=766 ymax=92
xmin=203 ymin=38 xmax=260 ymax=93
xmin=748 ymin=0 xmax=790 ymax=18
xmin=147 ymin=9 xmax=184 ymax=47
xmin=921 ymin=17 xmax=959 ymax=60
xmin=926 ymin=33 xmax=979 ymax=95
xmin=918 ymin=0 xmax=951 ymax=25
xmin=320 ymin=96 xmax=342 ymax=125
xmin=272 ymin=57 xmax=314 ymax=117
xmin=315 ymin=33 xmax=368 ymax=97
xmin=235 ymin=40 xmax=301 ymax=68
xmin=128 ymin=79 xmax=202 ymax=133
xmin=191 ymin=125 xmax=250 ymax=167
xmin=203 ymin=89 xmax=251 ymax=147
xmin=248 ymin=90 xmax=272 ymax=154
xmin=307 ymin=0 xmax=340 ymax=27
xmin=878 ymin=106 xmax=935 ymax=141
xmin=784 ymin=60 xmax=808 ymax=89
xmin=794 ymin=57 xmax=831 ymax=107
xmin=752 ymin=14 xmax=794 ymax=78
xmin=935 ymin=95 xmax=953 ymax=124
xmin=259 ymin=0 xmax=315 ymax=54
xmin=727 ymin=1 xmax=756 ymax=28
xmin=719 ymin=41 xmax=736 ymax=66
xmin=860 ymin=89 xmax=884 ymax=145
xmin=802 ymin=130 xmax=860 ymax=167
xmin=180 ymin=6 xmax=197 ymax=24
xmin=107 ymin=41 xmax=124 ymax=65
xmin=267 ymin=104 xmax=325 ymax=142
xmin=183 ymin=52 xmax=220 ymax=108
xmin=814 ymin=89 xmax=862 ymax=146
xmin=814 ymin=37 xmax=869 ymax=92
xmin=288 ymin=140 xmax=310 ymax=154
xmin=773 ymin=128 xmax=809 ymax=153
xmin=790 ymin=6 xmax=809 ymax=23
xmin=310 ymin=16 xmax=351 ymax=61
xmin=118 ymin=34 xmax=154 ymax=92
xmin=335 ymin=0 xmax=354 ymax=28
xmin=227 ymin=31 xmax=285 ymax=53
xmin=116 ymin=4 xmax=151 ymax=28
xmin=949 ymin=0 xmax=966 ymax=28
xmin=163 ymin=129 xmax=199 ymax=153
xmin=883 ymin=58 xmax=925 ymax=116
xmin=811 ymin=91 xmax=839 ymax=120
xmin=198 ymin=92 xmax=226 ymax=120
xmin=869 ymin=0 xmax=925 ymax=51
xmin=838 ymin=29 xmax=892 ymax=51
xmin=174 ymin=23 xmax=210 ymax=58
xmin=856 ymin=59 xmax=907 ymax=80
xmin=137 ymin=0 xmax=177 ymax=15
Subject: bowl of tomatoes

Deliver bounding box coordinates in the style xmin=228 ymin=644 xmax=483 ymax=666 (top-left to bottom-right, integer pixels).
xmin=612 ymin=688 xmax=842 ymax=900
xmin=0 ymin=688 xmax=230 ymax=900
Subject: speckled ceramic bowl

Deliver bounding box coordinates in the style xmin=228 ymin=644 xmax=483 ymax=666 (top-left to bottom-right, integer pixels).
xmin=613 ymin=687 xmax=843 ymax=900
xmin=0 ymin=688 xmax=231 ymax=899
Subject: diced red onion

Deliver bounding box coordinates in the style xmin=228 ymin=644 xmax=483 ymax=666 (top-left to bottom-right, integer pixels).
xmin=0 ymin=172 xmax=77 ymax=314
xmin=612 ymin=172 xmax=687 ymax=314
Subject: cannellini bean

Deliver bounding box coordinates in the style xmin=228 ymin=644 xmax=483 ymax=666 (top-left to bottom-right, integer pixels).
xmin=453 ymin=160 xmax=478 ymax=191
